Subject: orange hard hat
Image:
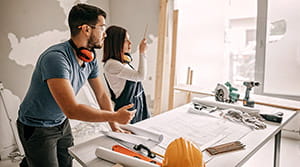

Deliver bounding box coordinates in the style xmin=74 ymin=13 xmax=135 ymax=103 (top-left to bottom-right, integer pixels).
xmin=162 ymin=137 xmax=205 ymax=167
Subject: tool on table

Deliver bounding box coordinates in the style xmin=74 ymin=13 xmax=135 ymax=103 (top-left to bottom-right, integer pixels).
xmin=95 ymin=146 xmax=160 ymax=167
xmin=102 ymin=125 xmax=165 ymax=160
xmin=112 ymin=145 xmax=162 ymax=166
xmin=193 ymin=103 xmax=218 ymax=113
xmin=206 ymin=141 xmax=245 ymax=155
xmin=134 ymin=144 xmax=165 ymax=158
xmin=243 ymin=81 xmax=260 ymax=107
xmin=215 ymin=82 xmax=240 ymax=103
xmin=151 ymin=150 xmax=164 ymax=159
xmin=107 ymin=135 xmax=162 ymax=160
xmin=192 ymin=97 xmax=260 ymax=116
xmin=134 ymin=144 xmax=156 ymax=158
xmin=260 ymin=112 xmax=283 ymax=123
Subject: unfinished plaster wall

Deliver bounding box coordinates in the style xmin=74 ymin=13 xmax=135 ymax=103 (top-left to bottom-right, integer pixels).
xmin=0 ymin=0 xmax=110 ymax=159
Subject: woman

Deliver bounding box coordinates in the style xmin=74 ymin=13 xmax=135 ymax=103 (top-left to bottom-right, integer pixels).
xmin=103 ymin=25 xmax=150 ymax=124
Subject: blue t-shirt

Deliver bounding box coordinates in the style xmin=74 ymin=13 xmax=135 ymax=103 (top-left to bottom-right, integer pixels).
xmin=18 ymin=41 xmax=99 ymax=127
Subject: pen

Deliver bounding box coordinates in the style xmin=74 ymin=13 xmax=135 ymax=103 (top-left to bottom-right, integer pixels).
xmin=151 ymin=150 xmax=165 ymax=158
xmin=143 ymin=24 xmax=148 ymax=38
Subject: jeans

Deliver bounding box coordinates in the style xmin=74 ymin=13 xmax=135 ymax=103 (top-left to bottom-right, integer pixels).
xmin=17 ymin=119 xmax=74 ymax=167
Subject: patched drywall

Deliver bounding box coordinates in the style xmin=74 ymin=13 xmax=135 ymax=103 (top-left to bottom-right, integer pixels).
xmin=0 ymin=0 xmax=110 ymax=158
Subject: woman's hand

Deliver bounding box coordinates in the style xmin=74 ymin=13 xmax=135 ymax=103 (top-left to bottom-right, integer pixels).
xmin=139 ymin=38 xmax=148 ymax=55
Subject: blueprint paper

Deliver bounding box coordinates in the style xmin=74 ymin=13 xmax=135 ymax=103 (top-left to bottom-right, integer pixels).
xmin=138 ymin=105 xmax=252 ymax=150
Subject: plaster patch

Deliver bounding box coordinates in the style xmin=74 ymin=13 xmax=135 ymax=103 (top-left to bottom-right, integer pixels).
xmin=8 ymin=30 xmax=69 ymax=66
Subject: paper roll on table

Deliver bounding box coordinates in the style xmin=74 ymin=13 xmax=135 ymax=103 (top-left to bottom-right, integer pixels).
xmin=120 ymin=124 xmax=164 ymax=144
xmin=103 ymin=124 xmax=164 ymax=149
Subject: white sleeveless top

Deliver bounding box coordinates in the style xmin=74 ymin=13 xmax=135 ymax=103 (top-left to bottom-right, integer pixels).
xmin=103 ymin=54 xmax=147 ymax=98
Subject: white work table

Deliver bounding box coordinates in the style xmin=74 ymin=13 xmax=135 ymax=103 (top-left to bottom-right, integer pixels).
xmin=69 ymin=97 xmax=297 ymax=167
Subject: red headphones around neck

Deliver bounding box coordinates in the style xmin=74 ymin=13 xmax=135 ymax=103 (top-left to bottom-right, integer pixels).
xmin=69 ymin=39 xmax=95 ymax=62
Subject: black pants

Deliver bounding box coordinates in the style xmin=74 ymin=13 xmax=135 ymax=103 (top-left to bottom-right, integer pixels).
xmin=17 ymin=119 xmax=74 ymax=167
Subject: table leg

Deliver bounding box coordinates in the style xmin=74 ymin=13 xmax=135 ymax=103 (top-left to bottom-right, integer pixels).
xmin=274 ymin=130 xmax=281 ymax=167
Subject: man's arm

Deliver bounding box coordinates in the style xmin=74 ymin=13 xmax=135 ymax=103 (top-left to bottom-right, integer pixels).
xmin=47 ymin=78 xmax=135 ymax=124
xmin=88 ymin=77 xmax=128 ymax=131
xmin=88 ymin=77 xmax=113 ymax=111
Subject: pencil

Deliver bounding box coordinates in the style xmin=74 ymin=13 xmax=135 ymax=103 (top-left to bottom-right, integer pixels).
xmin=151 ymin=151 xmax=164 ymax=158
xmin=143 ymin=24 xmax=148 ymax=38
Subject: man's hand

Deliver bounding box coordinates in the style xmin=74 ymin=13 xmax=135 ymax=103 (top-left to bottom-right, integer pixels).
xmin=110 ymin=123 xmax=132 ymax=134
xmin=114 ymin=104 xmax=136 ymax=124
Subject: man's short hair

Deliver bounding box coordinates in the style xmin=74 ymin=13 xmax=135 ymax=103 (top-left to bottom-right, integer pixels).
xmin=68 ymin=3 xmax=106 ymax=36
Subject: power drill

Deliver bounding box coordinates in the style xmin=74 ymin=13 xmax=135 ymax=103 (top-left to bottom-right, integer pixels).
xmin=243 ymin=81 xmax=260 ymax=108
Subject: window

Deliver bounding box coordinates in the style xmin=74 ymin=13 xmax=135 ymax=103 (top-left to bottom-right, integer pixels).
xmin=256 ymin=0 xmax=300 ymax=100
xmin=176 ymin=0 xmax=257 ymax=93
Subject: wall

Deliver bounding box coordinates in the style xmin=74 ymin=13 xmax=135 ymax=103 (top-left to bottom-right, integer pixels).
xmin=0 ymin=0 xmax=110 ymax=158
xmin=1 ymin=0 xmax=109 ymax=100
xmin=0 ymin=88 xmax=21 ymax=159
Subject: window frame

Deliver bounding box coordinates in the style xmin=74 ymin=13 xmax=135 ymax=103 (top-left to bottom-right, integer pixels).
xmin=255 ymin=0 xmax=300 ymax=101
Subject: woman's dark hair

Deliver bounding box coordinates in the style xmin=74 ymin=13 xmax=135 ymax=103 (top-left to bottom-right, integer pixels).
xmin=68 ymin=3 xmax=106 ymax=36
xmin=103 ymin=26 xmax=127 ymax=63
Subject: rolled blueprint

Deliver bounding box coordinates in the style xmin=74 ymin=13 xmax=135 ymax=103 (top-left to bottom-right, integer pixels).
xmin=192 ymin=97 xmax=260 ymax=116
xmin=95 ymin=146 xmax=160 ymax=167
xmin=103 ymin=124 xmax=164 ymax=149
xmin=120 ymin=124 xmax=163 ymax=143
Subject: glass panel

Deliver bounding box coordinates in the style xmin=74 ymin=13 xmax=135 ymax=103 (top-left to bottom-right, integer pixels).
xmin=176 ymin=0 xmax=257 ymax=92
xmin=264 ymin=0 xmax=300 ymax=96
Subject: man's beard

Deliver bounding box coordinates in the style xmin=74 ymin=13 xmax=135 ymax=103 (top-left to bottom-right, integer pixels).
xmin=87 ymin=35 xmax=103 ymax=49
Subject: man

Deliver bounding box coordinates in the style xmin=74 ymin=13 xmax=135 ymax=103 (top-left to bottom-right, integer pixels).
xmin=17 ymin=3 xmax=135 ymax=167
